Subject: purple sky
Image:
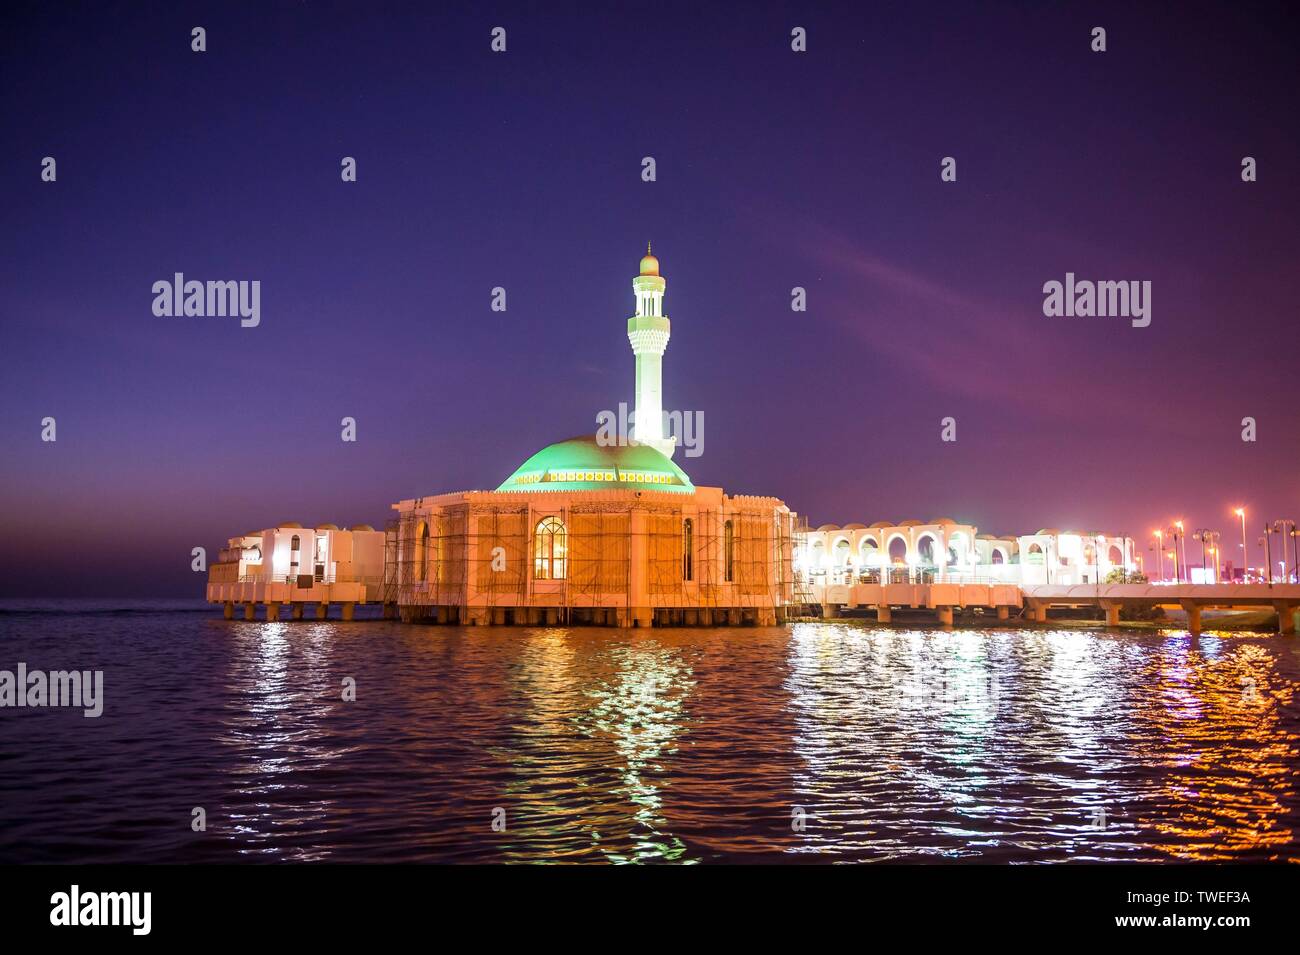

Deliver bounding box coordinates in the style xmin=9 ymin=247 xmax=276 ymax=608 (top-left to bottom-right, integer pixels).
xmin=2 ymin=1 xmax=1297 ymax=596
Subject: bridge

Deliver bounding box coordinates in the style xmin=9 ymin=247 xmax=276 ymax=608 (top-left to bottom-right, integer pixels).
xmin=808 ymin=582 xmax=1300 ymax=634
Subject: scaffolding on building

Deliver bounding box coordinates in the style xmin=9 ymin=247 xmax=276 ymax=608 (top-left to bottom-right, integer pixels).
xmin=383 ymin=493 xmax=797 ymax=626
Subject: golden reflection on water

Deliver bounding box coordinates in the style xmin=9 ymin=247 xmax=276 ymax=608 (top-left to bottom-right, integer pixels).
xmin=499 ymin=629 xmax=695 ymax=863
xmin=210 ymin=618 xmax=1298 ymax=863
xmin=1144 ymin=631 xmax=1297 ymax=860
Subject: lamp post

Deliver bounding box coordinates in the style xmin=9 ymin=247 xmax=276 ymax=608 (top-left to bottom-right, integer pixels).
xmin=1165 ymin=525 xmax=1184 ymax=584
xmin=1153 ymin=529 xmax=1164 ymax=582
xmin=1273 ymin=520 xmax=1296 ymax=584
xmin=1174 ymin=521 xmax=1188 ymax=585
xmin=1192 ymin=529 xmax=1220 ymax=584
xmin=1261 ymin=532 xmax=1273 ymax=585
xmin=1234 ymin=507 xmax=1248 ymax=582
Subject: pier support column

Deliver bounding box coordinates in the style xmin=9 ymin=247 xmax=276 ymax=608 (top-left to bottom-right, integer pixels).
xmin=935 ymin=606 xmax=954 ymax=627
xmin=383 ymin=603 xmax=397 ymax=620
xmin=1274 ymin=603 xmax=1296 ymax=635
xmin=341 ymin=602 xmax=355 ymax=621
xmin=223 ymin=602 xmax=234 ymax=620
xmin=544 ymin=608 xmax=558 ymax=626
xmin=265 ymin=602 xmax=280 ymax=622
xmin=1028 ymin=601 xmax=1047 ymax=623
xmin=317 ymin=602 xmax=329 ymax=620
xmin=633 ymin=607 xmax=653 ymax=628
xmin=876 ymin=604 xmax=892 ymax=623
xmin=1180 ymin=601 xmax=1202 ymax=635
xmin=291 ymin=604 xmax=304 ymax=620
xmin=996 ymin=605 xmax=1009 ymax=621
xmin=1099 ymin=601 xmax=1121 ymax=627
xmin=243 ymin=603 xmax=256 ymax=621
xmin=824 ymin=603 xmax=839 ymax=619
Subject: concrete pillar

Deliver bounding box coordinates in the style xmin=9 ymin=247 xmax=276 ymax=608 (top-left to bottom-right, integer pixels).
xmin=824 ymin=603 xmax=840 ymax=619
xmin=936 ymin=606 xmax=954 ymax=626
xmin=634 ymin=608 xmax=654 ymax=628
xmin=1180 ymin=601 xmax=1201 ymax=635
xmin=291 ymin=603 xmax=304 ymax=620
xmin=317 ymin=602 xmax=329 ymax=620
xmin=876 ymin=604 xmax=892 ymax=623
xmin=1100 ymin=601 xmax=1121 ymax=627
xmin=383 ymin=603 xmax=397 ymax=620
xmin=266 ymin=602 xmax=280 ymax=622
xmin=243 ymin=603 xmax=256 ymax=621
xmin=1274 ymin=603 xmax=1296 ymax=635
xmin=544 ymin=608 xmax=558 ymax=626
xmin=492 ymin=609 xmax=505 ymax=626
xmin=341 ymin=602 xmax=355 ymax=621
xmin=996 ymin=605 xmax=1009 ymax=621
xmin=223 ymin=602 xmax=234 ymax=620
xmin=1028 ymin=602 xmax=1047 ymax=623
xmin=685 ymin=609 xmax=698 ymax=626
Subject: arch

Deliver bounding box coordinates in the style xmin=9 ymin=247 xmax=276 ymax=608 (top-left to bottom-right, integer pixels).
xmin=833 ymin=538 xmax=852 ymax=567
xmin=991 ymin=548 xmax=1006 ymax=565
xmin=289 ymin=534 xmax=301 ymax=579
xmin=533 ymin=516 xmax=567 ymax=580
xmin=915 ymin=532 xmax=939 ymax=566
xmin=887 ymin=535 xmax=909 ymax=564
xmin=809 ymin=538 xmax=827 ymax=573
xmin=1108 ymin=544 xmax=1123 ymax=565
xmin=858 ymin=535 xmax=880 ymax=565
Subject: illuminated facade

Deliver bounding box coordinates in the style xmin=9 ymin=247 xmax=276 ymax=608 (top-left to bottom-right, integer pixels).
xmin=798 ymin=521 xmax=1137 ymax=587
xmin=206 ymin=522 xmax=385 ymax=619
xmin=387 ymin=249 xmax=796 ymax=626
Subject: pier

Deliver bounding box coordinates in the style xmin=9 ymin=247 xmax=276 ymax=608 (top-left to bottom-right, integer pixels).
xmin=810 ymin=582 xmax=1300 ymax=634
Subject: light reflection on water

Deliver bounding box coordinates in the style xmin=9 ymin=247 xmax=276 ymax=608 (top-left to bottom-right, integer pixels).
xmin=0 ymin=608 xmax=1296 ymax=863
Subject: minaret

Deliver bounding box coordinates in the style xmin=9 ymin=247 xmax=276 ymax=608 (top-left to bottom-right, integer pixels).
xmin=627 ymin=243 xmax=675 ymax=458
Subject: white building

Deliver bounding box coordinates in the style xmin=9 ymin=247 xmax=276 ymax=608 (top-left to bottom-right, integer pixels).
xmin=798 ymin=520 xmax=1136 ymax=587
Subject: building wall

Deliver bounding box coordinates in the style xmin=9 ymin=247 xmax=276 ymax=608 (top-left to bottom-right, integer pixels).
xmin=390 ymin=486 xmax=794 ymax=622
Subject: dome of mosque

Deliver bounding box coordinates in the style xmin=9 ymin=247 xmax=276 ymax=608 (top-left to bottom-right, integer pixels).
xmin=496 ymin=435 xmax=693 ymax=493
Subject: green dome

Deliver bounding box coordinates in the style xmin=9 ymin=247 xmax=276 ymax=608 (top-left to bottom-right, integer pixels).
xmin=496 ymin=435 xmax=694 ymax=494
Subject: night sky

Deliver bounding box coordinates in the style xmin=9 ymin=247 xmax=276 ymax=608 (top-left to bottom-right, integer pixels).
xmin=2 ymin=1 xmax=1296 ymax=597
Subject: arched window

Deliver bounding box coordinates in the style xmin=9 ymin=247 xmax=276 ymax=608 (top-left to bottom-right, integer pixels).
xmin=290 ymin=534 xmax=301 ymax=579
xmin=534 ymin=517 xmax=567 ymax=580
xmin=683 ymin=518 xmax=694 ymax=581
xmin=724 ymin=520 xmax=734 ymax=582
xmin=991 ymin=548 xmax=1005 ymax=565
xmin=415 ymin=521 xmax=429 ymax=582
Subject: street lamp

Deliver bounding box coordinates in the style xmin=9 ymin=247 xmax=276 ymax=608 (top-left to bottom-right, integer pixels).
xmin=1152 ymin=529 xmax=1164 ymax=582
xmin=1234 ymin=507 xmax=1248 ymax=582
xmin=1174 ymin=520 xmax=1188 ymax=585
xmin=1193 ymin=529 xmax=1220 ymax=584
xmin=1272 ymin=519 xmax=1297 ymax=584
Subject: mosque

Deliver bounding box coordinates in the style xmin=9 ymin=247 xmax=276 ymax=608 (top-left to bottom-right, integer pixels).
xmin=387 ymin=246 xmax=797 ymax=627
xmin=207 ymin=247 xmax=798 ymax=626
xmin=205 ymin=246 xmax=1146 ymax=628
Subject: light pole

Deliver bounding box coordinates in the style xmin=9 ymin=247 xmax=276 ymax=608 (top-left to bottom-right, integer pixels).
xmin=1262 ymin=531 xmax=1273 ymax=585
xmin=1273 ymin=520 xmax=1296 ymax=584
xmin=1193 ymin=529 xmax=1220 ymax=584
xmin=1153 ymin=529 xmax=1164 ymax=582
xmin=1174 ymin=520 xmax=1188 ymax=585
xmin=1234 ymin=507 xmax=1248 ymax=582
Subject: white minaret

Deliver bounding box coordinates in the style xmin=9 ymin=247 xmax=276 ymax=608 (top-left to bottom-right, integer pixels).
xmin=627 ymin=243 xmax=675 ymax=458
